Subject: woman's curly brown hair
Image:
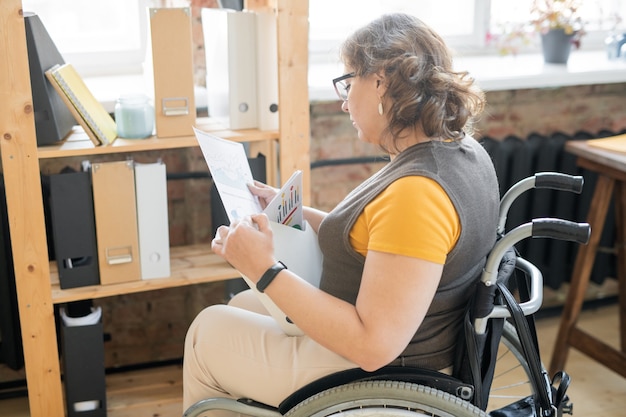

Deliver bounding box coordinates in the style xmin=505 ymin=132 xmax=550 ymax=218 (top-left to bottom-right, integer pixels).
xmin=340 ymin=13 xmax=485 ymax=152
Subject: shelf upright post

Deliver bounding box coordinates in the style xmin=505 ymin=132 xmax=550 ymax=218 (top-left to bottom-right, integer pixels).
xmin=0 ymin=1 xmax=65 ymax=416
xmin=275 ymin=0 xmax=311 ymax=204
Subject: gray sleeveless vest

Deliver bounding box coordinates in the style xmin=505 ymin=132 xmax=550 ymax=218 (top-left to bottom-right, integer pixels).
xmin=317 ymin=136 xmax=499 ymax=370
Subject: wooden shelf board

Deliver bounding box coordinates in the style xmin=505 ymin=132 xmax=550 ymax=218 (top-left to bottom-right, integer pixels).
xmin=50 ymin=244 xmax=241 ymax=304
xmin=37 ymin=117 xmax=278 ymax=159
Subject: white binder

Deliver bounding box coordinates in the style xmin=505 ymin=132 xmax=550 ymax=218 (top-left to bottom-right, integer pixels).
xmin=202 ymin=8 xmax=258 ymax=130
xmin=255 ymin=10 xmax=279 ymax=131
xmin=134 ymin=161 xmax=171 ymax=280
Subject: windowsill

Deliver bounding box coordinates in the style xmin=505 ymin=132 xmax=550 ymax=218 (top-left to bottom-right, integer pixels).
xmin=308 ymin=50 xmax=626 ymax=101
xmin=85 ymin=50 xmax=626 ymax=112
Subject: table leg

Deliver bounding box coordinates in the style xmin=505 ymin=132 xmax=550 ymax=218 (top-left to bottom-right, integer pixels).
xmin=616 ymin=182 xmax=626 ymax=354
xmin=549 ymin=175 xmax=615 ymax=375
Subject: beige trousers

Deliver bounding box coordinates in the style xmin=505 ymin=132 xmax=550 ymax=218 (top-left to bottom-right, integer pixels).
xmin=182 ymin=290 xmax=357 ymax=416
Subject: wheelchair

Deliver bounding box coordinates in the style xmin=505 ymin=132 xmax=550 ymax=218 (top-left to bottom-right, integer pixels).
xmin=184 ymin=172 xmax=590 ymax=417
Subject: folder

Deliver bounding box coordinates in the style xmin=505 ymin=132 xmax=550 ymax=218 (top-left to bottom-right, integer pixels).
xmin=91 ymin=160 xmax=141 ymax=285
xmin=60 ymin=306 xmax=106 ymax=417
xmin=45 ymin=63 xmax=117 ymax=146
xmin=48 ymin=171 xmax=100 ymax=289
xmin=240 ymin=221 xmax=323 ymax=336
xmin=255 ymin=10 xmax=279 ymax=131
xmin=149 ymin=8 xmax=196 ymax=138
xmin=134 ymin=161 xmax=171 ymax=280
xmin=202 ymin=8 xmax=258 ymax=129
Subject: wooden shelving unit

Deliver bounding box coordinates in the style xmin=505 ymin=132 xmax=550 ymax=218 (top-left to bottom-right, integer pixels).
xmin=0 ymin=1 xmax=310 ymax=416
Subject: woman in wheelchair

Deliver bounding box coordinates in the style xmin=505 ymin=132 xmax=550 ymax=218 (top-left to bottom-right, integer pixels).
xmin=184 ymin=13 xmax=500 ymax=415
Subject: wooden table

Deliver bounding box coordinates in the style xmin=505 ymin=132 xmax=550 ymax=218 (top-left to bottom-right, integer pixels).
xmin=549 ymin=137 xmax=626 ymax=378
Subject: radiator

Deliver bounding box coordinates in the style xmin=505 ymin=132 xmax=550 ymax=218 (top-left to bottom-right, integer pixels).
xmin=481 ymin=130 xmax=623 ymax=289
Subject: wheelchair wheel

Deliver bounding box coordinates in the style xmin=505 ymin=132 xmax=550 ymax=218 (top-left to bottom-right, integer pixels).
xmin=487 ymin=320 xmax=541 ymax=411
xmin=284 ymin=380 xmax=487 ymax=417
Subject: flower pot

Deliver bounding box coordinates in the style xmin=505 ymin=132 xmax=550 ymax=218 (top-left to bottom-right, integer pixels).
xmin=541 ymin=28 xmax=574 ymax=64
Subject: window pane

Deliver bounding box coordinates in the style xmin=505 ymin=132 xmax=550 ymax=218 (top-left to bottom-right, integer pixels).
xmin=309 ymin=0 xmax=476 ymax=41
xmin=23 ymin=0 xmax=141 ymax=52
xmin=309 ymin=0 xmax=481 ymax=64
xmin=22 ymin=0 xmax=147 ymax=75
xmin=491 ymin=0 xmax=626 ymax=32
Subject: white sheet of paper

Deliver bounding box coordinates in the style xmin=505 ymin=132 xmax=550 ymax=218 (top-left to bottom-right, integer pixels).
xmin=194 ymin=128 xmax=320 ymax=335
xmin=194 ymin=127 xmax=262 ymax=222
xmin=194 ymin=128 xmax=304 ymax=229
xmin=241 ymin=221 xmax=323 ymax=336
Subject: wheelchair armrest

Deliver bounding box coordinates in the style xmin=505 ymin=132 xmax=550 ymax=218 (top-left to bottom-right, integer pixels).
xmin=475 ymin=257 xmax=543 ymax=334
xmin=277 ymin=366 xmax=473 ymax=414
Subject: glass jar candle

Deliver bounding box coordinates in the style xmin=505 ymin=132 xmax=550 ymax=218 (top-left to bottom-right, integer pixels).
xmin=114 ymin=94 xmax=155 ymax=139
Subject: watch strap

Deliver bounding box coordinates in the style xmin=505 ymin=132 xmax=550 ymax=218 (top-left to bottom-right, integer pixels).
xmin=256 ymin=261 xmax=287 ymax=293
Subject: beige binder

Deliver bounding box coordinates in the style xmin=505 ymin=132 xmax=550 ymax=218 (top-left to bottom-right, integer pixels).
xmin=149 ymin=8 xmax=196 ymax=138
xmin=91 ymin=160 xmax=141 ymax=285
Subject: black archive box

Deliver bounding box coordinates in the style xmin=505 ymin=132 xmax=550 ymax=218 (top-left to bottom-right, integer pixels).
xmin=61 ymin=318 xmax=107 ymax=417
xmin=48 ymin=171 xmax=100 ymax=288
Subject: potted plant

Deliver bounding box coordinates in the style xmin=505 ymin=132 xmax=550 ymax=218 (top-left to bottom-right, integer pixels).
xmin=488 ymin=0 xmax=585 ymax=63
xmin=531 ymin=0 xmax=585 ymax=63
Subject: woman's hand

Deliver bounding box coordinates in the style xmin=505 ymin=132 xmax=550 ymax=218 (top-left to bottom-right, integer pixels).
xmin=211 ymin=213 xmax=276 ymax=283
xmin=248 ymin=180 xmax=279 ymax=210
xmin=248 ymin=180 xmax=328 ymax=233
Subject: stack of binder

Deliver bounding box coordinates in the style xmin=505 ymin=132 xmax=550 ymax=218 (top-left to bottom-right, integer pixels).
xmin=202 ymin=8 xmax=279 ymax=131
xmin=46 ymin=160 xmax=171 ymax=287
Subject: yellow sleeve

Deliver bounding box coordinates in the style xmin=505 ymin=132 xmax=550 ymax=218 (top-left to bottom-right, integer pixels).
xmin=349 ymin=176 xmax=460 ymax=264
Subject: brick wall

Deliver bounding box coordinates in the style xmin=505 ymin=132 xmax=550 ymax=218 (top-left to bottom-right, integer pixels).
xmin=310 ymin=83 xmax=626 ymax=211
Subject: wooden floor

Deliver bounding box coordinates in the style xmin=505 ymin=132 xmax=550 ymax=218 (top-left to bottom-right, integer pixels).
xmin=1 ymin=303 xmax=624 ymax=417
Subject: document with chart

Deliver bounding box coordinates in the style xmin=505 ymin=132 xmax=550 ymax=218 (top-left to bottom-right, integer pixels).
xmin=194 ymin=127 xmax=322 ymax=335
xmin=194 ymin=127 xmax=303 ymax=228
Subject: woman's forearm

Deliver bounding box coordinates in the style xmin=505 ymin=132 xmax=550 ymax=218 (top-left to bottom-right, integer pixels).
xmin=303 ymin=207 xmax=327 ymax=233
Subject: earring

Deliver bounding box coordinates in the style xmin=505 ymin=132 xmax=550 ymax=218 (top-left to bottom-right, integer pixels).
xmin=378 ymin=102 xmax=384 ymax=116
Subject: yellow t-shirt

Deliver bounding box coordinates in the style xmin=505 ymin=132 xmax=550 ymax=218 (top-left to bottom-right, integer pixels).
xmin=349 ymin=176 xmax=460 ymax=264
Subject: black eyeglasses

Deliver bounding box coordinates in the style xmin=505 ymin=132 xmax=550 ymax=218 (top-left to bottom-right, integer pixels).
xmin=332 ymin=72 xmax=355 ymax=101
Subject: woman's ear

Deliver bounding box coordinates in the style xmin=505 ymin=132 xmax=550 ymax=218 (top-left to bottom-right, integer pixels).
xmin=375 ymin=73 xmax=387 ymax=95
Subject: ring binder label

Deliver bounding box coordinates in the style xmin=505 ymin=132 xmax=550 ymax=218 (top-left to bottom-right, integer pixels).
xmin=162 ymin=97 xmax=190 ymax=116
xmin=105 ymin=246 xmax=133 ymax=265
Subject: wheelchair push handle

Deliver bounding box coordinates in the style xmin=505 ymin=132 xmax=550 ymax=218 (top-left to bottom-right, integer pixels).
xmin=485 ymin=218 xmax=591 ymax=284
xmin=531 ymin=218 xmax=591 ymax=244
xmin=534 ymin=172 xmax=584 ymax=194
xmin=498 ymin=173 xmax=584 ymax=234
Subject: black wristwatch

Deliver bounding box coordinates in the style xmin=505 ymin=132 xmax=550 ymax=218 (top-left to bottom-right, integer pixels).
xmin=256 ymin=261 xmax=287 ymax=293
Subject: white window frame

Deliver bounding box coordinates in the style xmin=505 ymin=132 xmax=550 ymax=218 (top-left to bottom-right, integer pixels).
xmin=308 ymin=0 xmax=626 ymax=63
xmin=309 ymin=0 xmax=492 ymax=64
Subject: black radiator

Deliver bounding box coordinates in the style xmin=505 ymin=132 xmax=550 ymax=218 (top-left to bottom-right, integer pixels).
xmin=481 ymin=130 xmax=624 ymax=289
